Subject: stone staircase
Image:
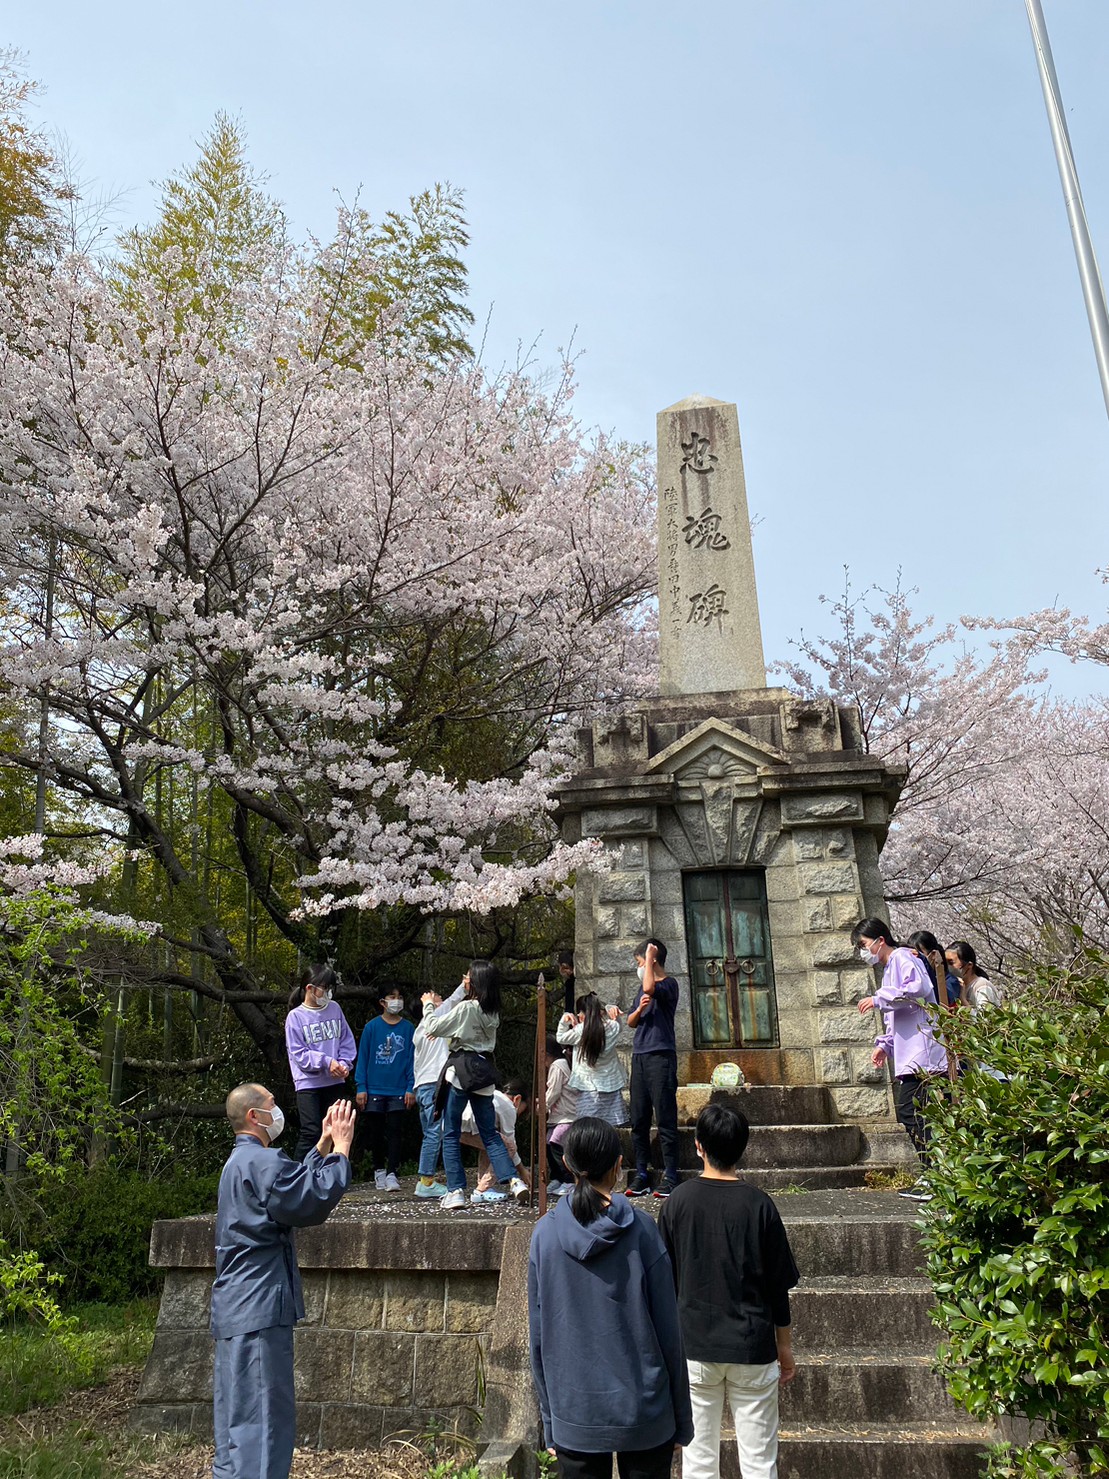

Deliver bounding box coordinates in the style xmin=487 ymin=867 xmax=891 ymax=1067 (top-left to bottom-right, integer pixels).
xmin=621 ymin=1089 xmax=992 ymax=1476
xmin=622 ymin=1084 xmax=912 ymax=1191
xmin=768 ymin=1190 xmax=991 ymax=1478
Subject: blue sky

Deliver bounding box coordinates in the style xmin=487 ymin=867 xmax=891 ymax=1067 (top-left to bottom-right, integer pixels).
xmin=11 ymin=1 xmax=1109 ymax=696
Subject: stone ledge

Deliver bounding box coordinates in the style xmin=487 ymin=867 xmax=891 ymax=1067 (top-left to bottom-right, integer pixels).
xmin=150 ymin=1215 xmax=508 ymax=1271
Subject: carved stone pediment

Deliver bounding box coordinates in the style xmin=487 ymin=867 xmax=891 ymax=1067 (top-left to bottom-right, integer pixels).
xmin=645 ymin=718 xmax=788 ymax=782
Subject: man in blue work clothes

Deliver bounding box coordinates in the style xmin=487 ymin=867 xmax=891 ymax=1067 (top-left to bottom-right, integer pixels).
xmin=211 ymin=1082 xmax=355 ymax=1479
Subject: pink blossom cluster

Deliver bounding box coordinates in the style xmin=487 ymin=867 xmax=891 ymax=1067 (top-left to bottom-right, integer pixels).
xmin=0 ymin=246 xmax=656 ymax=924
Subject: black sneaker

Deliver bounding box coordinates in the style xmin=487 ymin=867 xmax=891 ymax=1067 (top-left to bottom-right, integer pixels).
xmin=653 ymin=1181 xmax=680 ymax=1200
xmin=626 ymin=1175 xmax=653 ymax=1198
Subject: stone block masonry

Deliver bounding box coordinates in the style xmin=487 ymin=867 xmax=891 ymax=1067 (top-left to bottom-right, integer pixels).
xmin=133 ymin=1212 xmax=502 ymax=1448
xmin=556 ymin=685 xmax=905 ymax=1115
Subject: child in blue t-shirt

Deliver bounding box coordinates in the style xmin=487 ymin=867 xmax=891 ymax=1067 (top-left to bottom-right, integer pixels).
xmin=355 ymin=990 xmax=415 ymax=1191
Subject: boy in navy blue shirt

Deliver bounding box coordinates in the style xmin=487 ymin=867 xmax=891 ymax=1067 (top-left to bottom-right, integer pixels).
xmin=355 ymin=990 xmax=415 ymax=1191
xmin=626 ymin=937 xmax=681 ymax=1199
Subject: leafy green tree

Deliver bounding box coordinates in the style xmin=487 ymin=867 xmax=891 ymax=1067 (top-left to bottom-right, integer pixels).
xmin=114 ymin=111 xmax=286 ymax=327
xmin=921 ymin=955 xmax=1109 ymax=1476
xmin=0 ymin=50 xmax=69 ymax=262
xmin=316 ymin=183 xmax=474 ymax=366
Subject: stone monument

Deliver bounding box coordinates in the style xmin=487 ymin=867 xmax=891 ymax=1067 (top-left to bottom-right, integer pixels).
xmin=556 ymin=395 xmax=906 ymax=1122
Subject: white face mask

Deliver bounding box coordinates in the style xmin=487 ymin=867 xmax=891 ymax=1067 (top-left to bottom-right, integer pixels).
xmin=385 ymin=997 xmax=404 ymax=1014
xmin=257 ymin=1103 xmax=285 ymax=1143
xmin=859 ymin=947 xmax=882 ymax=967
xmin=307 ymin=988 xmax=332 ymax=1009
xmin=636 ymin=964 xmax=645 ymax=982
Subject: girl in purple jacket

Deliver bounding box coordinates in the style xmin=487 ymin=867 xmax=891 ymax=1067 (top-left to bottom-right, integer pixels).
xmin=285 ymin=965 xmax=357 ymax=1161
xmin=853 ymin=918 xmax=948 ymax=1203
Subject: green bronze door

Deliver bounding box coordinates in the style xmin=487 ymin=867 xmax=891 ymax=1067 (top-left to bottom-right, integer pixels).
xmin=682 ymin=870 xmax=778 ymax=1048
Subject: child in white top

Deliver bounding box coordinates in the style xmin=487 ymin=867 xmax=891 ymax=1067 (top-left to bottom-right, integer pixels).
xmin=557 ymin=993 xmax=628 ymax=1128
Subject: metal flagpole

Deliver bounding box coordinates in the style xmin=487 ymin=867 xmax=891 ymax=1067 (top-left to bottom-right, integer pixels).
xmin=1025 ymin=0 xmax=1109 ymax=420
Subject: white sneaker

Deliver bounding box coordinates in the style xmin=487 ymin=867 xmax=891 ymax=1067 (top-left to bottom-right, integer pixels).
xmin=508 ymin=1176 xmax=530 ymax=1206
xmin=374 ymin=1170 xmax=387 ymax=1191
xmin=384 ymin=1172 xmax=401 ymax=1192
xmin=440 ymin=1189 xmax=466 ymax=1211
xmin=898 ymin=1179 xmax=933 ymax=1203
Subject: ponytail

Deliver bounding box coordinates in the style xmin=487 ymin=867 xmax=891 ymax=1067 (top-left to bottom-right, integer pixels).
xmin=563 ymin=1117 xmax=621 ymax=1226
xmin=578 ymin=993 xmax=606 ymax=1068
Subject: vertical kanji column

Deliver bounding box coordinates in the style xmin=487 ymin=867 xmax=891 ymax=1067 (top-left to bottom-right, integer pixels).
xmin=657 ymin=394 xmax=766 ymax=695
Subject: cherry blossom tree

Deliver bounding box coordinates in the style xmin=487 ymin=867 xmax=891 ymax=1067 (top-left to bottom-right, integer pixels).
xmin=0 ymin=238 xmax=656 ymax=1076
xmin=779 ymin=574 xmax=1038 ymax=960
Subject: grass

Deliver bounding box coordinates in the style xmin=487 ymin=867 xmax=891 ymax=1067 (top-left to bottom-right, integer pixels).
xmin=0 ymin=1302 xmax=158 ymax=1419
xmin=863 ymin=1167 xmax=916 ymax=1191
xmin=0 ymin=1431 xmax=131 ymax=1479
xmin=0 ymin=1300 xmax=181 ymax=1479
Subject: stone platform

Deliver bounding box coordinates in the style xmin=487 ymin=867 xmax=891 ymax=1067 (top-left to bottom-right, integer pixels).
xmin=134 ymin=1184 xmax=992 ymax=1476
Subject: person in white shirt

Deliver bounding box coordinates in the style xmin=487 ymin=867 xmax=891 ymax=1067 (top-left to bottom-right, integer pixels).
xmin=463 ymin=1082 xmax=532 ymax=1201
xmin=411 ymin=980 xmax=465 ymax=1199
xmin=545 ymin=1033 xmax=578 ymax=1193
xmin=557 ymin=993 xmax=628 ymax=1127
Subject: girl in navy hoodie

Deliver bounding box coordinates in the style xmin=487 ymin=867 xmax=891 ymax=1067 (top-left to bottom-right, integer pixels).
xmin=527 ymin=1118 xmax=693 ymax=1479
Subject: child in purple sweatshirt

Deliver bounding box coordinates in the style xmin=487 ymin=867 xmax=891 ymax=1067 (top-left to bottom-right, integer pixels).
xmin=285 ymin=964 xmax=357 ymax=1161
xmin=853 ymin=917 xmax=948 ymax=1202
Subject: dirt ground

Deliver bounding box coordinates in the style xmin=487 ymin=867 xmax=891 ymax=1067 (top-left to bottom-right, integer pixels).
xmin=1 ymin=1367 xmax=442 ymax=1479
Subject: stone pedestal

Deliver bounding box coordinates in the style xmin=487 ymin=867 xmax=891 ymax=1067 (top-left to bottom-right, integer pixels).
xmin=556 ymin=687 xmax=906 ymax=1121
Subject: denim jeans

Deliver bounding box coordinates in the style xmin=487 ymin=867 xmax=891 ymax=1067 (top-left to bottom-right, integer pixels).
xmin=416 ymin=1082 xmax=443 ymax=1177
xmin=442 ymin=1085 xmax=516 ymax=1193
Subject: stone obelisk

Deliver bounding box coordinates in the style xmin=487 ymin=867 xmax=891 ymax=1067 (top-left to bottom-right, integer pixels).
xmin=657 ymin=395 xmax=766 ymax=695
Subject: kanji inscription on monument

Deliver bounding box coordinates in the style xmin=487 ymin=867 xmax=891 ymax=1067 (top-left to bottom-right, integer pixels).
xmin=657 ymin=395 xmax=766 ymax=695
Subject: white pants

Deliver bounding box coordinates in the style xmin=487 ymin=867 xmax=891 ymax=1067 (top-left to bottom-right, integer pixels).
xmin=682 ymin=1359 xmax=780 ymax=1479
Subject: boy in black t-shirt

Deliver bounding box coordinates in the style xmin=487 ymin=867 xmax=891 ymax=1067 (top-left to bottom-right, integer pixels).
xmin=657 ymin=1105 xmax=799 ymax=1479
xmin=625 ymin=937 xmax=681 ymax=1198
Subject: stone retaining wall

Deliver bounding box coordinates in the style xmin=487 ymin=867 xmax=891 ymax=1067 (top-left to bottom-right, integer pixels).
xmin=133 ymin=1214 xmax=509 ymax=1449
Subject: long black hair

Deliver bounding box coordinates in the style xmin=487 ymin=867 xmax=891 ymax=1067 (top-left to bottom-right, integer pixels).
xmin=287 ymin=963 xmax=337 ymax=1011
xmin=466 ymin=959 xmax=502 ymax=1015
xmin=563 ymin=1117 xmax=621 ymax=1226
xmin=577 ymin=992 xmax=607 ymax=1068
xmin=850 ymin=917 xmax=897 ymax=949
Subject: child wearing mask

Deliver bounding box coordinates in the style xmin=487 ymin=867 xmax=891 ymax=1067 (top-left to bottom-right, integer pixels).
xmin=285 ymin=965 xmax=357 ymax=1162
xmin=853 ymin=917 xmax=948 ymax=1201
xmin=355 ymin=989 xmax=415 ymax=1191
xmin=411 ymin=979 xmax=466 ymax=1199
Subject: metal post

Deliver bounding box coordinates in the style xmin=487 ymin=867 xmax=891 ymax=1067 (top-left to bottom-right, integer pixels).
xmin=536 ymin=974 xmax=548 ymax=1216
xmin=1025 ymin=0 xmax=1109 ymax=420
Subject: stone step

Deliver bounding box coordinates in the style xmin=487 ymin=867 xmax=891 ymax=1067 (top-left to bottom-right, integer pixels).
xmin=624 ymin=1123 xmax=865 ymax=1170
xmin=790 ymin=1277 xmax=937 ymax=1354
xmin=740 ymin=1426 xmax=990 ymax=1479
xmin=781 ymin=1352 xmax=954 ymax=1425
xmin=671 ymin=1165 xmax=902 ymax=1192
xmin=677 ymin=1085 xmax=838 ymax=1126
xmin=775 ymin=1193 xmax=926 ymax=1279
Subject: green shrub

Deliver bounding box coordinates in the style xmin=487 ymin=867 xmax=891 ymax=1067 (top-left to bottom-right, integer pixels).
xmin=0 ymin=1300 xmax=156 ymax=1417
xmin=921 ymin=951 xmax=1109 ymax=1476
xmin=26 ymin=1167 xmax=218 ymax=1306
